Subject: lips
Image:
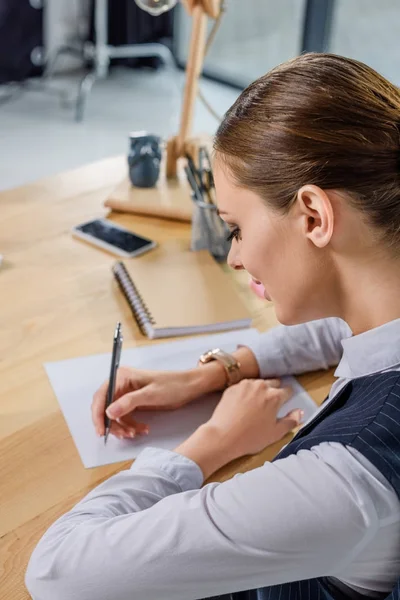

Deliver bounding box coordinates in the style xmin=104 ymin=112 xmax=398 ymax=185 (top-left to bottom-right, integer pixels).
xmin=249 ymin=278 xmax=271 ymax=300
xmin=263 ymin=289 xmax=272 ymax=301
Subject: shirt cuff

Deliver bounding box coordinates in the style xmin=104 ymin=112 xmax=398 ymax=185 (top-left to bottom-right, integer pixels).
xmin=240 ymin=326 xmax=290 ymax=379
xmin=131 ymin=446 xmax=204 ymax=491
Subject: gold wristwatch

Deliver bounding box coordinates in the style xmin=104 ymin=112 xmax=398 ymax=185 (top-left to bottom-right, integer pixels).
xmin=198 ymin=348 xmax=241 ymax=388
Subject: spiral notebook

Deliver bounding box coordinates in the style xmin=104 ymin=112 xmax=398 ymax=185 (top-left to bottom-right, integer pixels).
xmin=112 ymin=244 xmax=252 ymax=339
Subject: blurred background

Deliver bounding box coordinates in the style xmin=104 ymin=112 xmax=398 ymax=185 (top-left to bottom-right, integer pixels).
xmin=1 ymin=0 xmax=399 ymax=191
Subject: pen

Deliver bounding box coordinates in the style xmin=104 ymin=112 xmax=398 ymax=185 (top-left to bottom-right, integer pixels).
xmin=185 ymin=153 xmax=203 ymax=192
xmin=201 ymin=146 xmax=215 ymax=191
xmin=104 ymin=322 xmax=123 ymax=445
xmin=199 ymin=147 xmax=215 ymax=205
xmin=198 ymin=147 xmax=205 ymax=194
xmin=184 ymin=165 xmax=204 ymax=204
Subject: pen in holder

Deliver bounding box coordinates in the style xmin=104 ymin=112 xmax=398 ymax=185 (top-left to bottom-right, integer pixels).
xmin=184 ymin=150 xmax=231 ymax=262
xmin=190 ymin=193 xmax=231 ymax=262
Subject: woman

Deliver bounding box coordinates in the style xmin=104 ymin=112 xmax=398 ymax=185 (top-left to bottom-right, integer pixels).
xmin=26 ymin=54 xmax=400 ymax=600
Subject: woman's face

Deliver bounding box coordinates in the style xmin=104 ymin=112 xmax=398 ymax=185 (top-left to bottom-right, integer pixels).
xmin=214 ymin=161 xmax=339 ymax=325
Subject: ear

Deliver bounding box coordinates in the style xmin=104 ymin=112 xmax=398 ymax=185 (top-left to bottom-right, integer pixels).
xmin=296 ymin=185 xmax=334 ymax=248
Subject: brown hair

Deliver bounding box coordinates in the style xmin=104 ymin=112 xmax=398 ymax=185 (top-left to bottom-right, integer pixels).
xmin=214 ymin=53 xmax=400 ymax=250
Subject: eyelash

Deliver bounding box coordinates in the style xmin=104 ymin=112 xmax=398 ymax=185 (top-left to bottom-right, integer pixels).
xmin=226 ymin=227 xmax=241 ymax=242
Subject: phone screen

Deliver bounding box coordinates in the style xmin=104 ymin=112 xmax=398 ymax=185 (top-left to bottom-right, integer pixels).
xmin=76 ymin=220 xmax=153 ymax=253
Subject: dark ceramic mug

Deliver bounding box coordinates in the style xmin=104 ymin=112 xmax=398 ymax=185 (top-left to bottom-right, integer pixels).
xmin=128 ymin=131 xmax=162 ymax=188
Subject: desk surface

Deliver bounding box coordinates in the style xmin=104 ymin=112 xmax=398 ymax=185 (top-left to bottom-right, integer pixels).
xmin=0 ymin=156 xmax=335 ymax=599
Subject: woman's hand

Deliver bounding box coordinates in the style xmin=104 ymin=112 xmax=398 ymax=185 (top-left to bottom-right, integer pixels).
xmin=91 ymin=362 xmax=228 ymax=439
xmin=206 ymin=378 xmax=299 ymax=457
xmin=92 ymin=346 xmax=263 ymax=440
xmin=175 ymin=378 xmax=303 ymax=479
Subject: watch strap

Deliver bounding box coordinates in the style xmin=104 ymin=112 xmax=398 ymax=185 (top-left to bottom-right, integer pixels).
xmin=198 ymin=348 xmax=241 ymax=387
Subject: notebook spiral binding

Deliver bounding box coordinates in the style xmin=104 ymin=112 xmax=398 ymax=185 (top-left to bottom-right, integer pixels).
xmin=112 ymin=262 xmax=156 ymax=335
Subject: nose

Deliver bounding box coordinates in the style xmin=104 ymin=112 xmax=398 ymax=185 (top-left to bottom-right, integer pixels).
xmin=227 ymin=243 xmax=244 ymax=270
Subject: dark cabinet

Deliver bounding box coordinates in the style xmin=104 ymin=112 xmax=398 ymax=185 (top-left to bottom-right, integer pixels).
xmin=0 ymin=0 xmax=44 ymax=83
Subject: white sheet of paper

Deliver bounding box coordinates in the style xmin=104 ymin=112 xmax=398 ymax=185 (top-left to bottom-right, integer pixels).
xmin=44 ymin=329 xmax=318 ymax=469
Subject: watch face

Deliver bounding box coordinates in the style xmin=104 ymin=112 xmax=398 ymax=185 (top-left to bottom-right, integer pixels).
xmin=199 ymin=351 xmax=213 ymax=364
xmin=202 ymin=350 xmax=216 ymax=361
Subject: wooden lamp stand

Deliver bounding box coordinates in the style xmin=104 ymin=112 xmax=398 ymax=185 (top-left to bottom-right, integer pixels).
xmin=166 ymin=0 xmax=222 ymax=177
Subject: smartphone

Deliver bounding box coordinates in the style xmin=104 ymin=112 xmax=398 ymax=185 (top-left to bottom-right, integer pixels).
xmin=72 ymin=218 xmax=157 ymax=258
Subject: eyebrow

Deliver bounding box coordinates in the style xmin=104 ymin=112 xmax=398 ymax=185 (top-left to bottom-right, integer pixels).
xmin=217 ymin=209 xmax=228 ymax=216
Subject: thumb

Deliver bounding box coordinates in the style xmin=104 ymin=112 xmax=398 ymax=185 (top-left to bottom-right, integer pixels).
xmin=106 ymin=389 xmax=146 ymax=419
xmin=275 ymin=408 xmax=304 ymax=438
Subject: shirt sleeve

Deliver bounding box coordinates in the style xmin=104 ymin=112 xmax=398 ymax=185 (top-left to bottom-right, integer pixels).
xmin=245 ymin=317 xmax=352 ymax=378
xmin=26 ymin=442 xmax=381 ymax=600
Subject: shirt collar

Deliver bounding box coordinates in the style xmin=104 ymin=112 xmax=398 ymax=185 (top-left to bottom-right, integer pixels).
xmin=335 ymin=318 xmax=400 ymax=379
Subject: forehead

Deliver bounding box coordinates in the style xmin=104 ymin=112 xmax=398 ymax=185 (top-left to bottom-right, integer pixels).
xmin=213 ymin=161 xmax=236 ymax=196
xmin=213 ymin=161 xmax=264 ymax=215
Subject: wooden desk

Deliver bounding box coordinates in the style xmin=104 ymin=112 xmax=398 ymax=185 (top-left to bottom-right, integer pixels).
xmin=0 ymin=156 xmax=335 ymax=599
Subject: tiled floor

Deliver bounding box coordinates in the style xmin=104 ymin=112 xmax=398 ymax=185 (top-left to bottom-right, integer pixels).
xmin=0 ymin=66 xmax=238 ymax=191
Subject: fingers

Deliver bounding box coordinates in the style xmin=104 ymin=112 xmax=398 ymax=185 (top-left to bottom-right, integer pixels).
xmin=234 ymin=379 xmax=291 ymax=407
xmin=264 ymin=378 xmax=281 ymax=389
xmin=106 ymin=390 xmax=145 ymax=420
xmin=272 ymin=385 xmax=293 ymax=408
xmin=118 ymin=415 xmax=149 ymax=437
xmin=109 ymin=420 xmax=135 ymax=439
xmin=92 ymin=380 xmax=109 ymax=436
xmin=275 ymin=408 xmax=304 ymax=439
xmin=92 ymin=382 xmax=149 ymax=439
xmin=107 ymin=416 xmax=149 ymax=440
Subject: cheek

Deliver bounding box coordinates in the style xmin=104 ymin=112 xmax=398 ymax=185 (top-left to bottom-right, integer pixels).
xmin=241 ymin=220 xmax=315 ymax=319
xmin=240 ymin=214 xmax=335 ymax=324
xmin=271 ymin=243 xmax=331 ymax=324
xmin=240 ymin=219 xmax=281 ymax=281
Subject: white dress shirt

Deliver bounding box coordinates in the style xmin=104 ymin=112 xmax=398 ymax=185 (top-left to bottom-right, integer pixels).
xmin=25 ymin=318 xmax=400 ymax=600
